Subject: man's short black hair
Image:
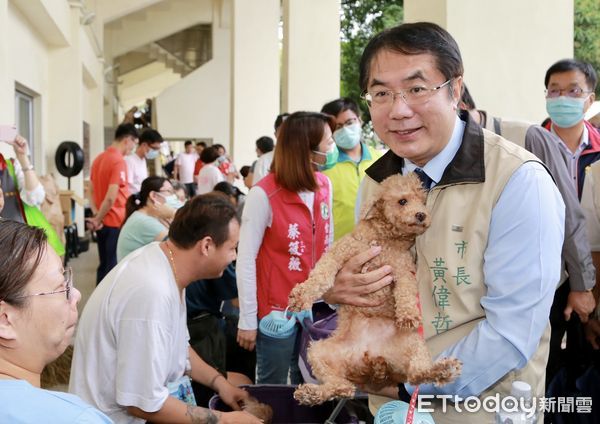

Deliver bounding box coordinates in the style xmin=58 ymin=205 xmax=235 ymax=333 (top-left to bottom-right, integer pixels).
xmin=196 ymin=141 xmax=207 ymax=148
xmin=115 ymin=123 xmax=139 ymax=141
xmin=544 ymin=59 xmax=598 ymax=91
xmin=200 ymin=146 xmax=221 ymax=164
xmin=321 ymin=97 xmax=361 ymax=119
xmin=359 ymin=22 xmax=464 ymax=93
xmin=255 ymin=136 xmax=274 ymax=154
xmin=240 ymin=165 xmax=251 ymax=178
xmin=274 ymin=113 xmax=290 ymax=132
xmin=139 ymin=129 xmax=163 ymax=145
xmin=184 ymin=140 xmax=193 ymax=147
xmin=169 ymin=193 xmax=239 ymax=249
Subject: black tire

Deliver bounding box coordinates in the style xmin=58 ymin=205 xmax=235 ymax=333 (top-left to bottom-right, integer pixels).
xmin=55 ymin=141 xmax=84 ymax=178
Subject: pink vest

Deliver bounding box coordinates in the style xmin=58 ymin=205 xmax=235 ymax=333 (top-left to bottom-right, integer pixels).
xmin=255 ymin=172 xmax=331 ymax=319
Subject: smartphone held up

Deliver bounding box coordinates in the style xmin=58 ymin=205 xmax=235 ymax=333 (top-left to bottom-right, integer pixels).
xmin=0 ymin=125 xmax=17 ymax=145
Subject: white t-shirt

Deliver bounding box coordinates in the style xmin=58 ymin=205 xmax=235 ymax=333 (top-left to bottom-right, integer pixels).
xmin=124 ymin=153 xmax=147 ymax=194
xmin=69 ymin=243 xmax=189 ymax=424
xmin=251 ymin=151 xmax=274 ymax=186
xmin=175 ymin=152 xmax=199 ymax=184
xmin=196 ymin=163 xmax=225 ymax=194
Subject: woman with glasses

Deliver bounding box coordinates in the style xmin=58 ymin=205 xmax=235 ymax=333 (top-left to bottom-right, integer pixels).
xmin=0 ymin=220 xmax=111 ymax=423
xmin=236 ymin=111 xmax=335 ymax=384
xmin=116 ymin=176 xmax=183 ymax=262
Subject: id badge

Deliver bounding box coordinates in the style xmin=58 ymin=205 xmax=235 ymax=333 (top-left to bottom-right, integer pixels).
xmin=167 ymin=375 xmax=197 ymax=406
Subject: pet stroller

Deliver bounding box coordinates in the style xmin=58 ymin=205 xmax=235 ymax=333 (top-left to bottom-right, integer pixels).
xmin=208 ymin=303 xmax=361 ymax=423
xmin=297 ymin=302 xmax=370 ymax=423
xmin=209 ymin=384 xmax=359 ymax=423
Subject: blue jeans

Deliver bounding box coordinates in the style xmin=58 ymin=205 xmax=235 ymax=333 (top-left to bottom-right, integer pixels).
xmin=256 ymin=323 xmax=303 ymax=385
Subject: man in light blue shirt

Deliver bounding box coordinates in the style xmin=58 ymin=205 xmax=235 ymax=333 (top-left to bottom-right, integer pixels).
xmin=324 ymin=22 xmax=564 ymax=422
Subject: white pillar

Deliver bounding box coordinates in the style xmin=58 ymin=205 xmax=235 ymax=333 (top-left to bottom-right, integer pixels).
xmin=282 ymin=0 xmax=340 ymax=113
xmin=0 ymin=0 xmax=11 ymax=125
xmin=404 ymin=0 xmax=573 ymax=122
xmin=230 ymin=0 xmax=280 ymax=169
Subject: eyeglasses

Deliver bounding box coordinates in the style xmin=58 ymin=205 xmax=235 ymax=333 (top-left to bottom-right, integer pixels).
xmin=545 ymin=86 xmax=592 ymax=99
xmin=362 ymin=78 xmax=454 ymax=107
xmin=334 ymin=117 xmax=359 ymax=131
xmin=12 ymin=267 xmax=74 ymax=302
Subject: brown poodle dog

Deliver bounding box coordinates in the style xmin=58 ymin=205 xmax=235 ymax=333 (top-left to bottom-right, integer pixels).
xmin=288 ymin=173 xmax=461 ymax=405
xmin=241 ymin=397 xmax=273 ymax=424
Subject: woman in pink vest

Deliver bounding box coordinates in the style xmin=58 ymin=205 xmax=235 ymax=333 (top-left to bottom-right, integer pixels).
xmin=236 ymin=112 xmax=336 ymax=384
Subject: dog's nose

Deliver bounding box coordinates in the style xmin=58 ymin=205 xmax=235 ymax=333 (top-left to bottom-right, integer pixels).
xmin=415 ymin=212 xmax=426 ymax=222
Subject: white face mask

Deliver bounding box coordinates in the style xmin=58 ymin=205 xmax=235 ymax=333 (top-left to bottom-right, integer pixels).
xmin=333 ymin=123 xmax=362 ymax=150
xmin=159 ymin=193 xmax=184 ymax=210
xmin=145 ymin=149 xmax=159 ymax=160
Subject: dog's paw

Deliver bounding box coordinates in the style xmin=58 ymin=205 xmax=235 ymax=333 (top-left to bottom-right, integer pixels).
xmin=287 ymin=287 xmax=311 ymax=312
xmin=431 ymin=358 xmax=462 ymax=386
xmin=294 ymin=384 xmax=326 ymax=405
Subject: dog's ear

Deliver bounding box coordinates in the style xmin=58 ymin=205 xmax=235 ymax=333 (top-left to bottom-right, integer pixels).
xmin=359 ymin=182 xmax=384 ymax=220
xmin=361 ymin=197 xmax=384 ymax=221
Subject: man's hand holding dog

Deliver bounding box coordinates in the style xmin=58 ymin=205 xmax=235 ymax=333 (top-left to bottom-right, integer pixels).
xmin=323 ymin=246 xmax=393 ymax=306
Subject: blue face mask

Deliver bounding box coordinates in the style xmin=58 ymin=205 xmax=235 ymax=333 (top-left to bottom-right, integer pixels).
xmin=145 ymin=149 xmax=159 ymax=160
xmin=312 ymin=144 xmax=339 ymax=171
xmin=546 ymin=96 xmax=588 ymax=128
xmin=333 ymin=123 xmax=362 ymax=150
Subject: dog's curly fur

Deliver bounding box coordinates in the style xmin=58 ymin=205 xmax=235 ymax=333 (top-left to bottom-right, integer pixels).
xmin=241 ymin=396 xmax=273 ymax=424
xmin=288 ymin=173 xmax=462 ymax=405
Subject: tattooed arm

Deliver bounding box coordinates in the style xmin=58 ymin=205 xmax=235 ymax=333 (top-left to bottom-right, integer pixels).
xmin=186 ymin=405 xmax=220 ymax=424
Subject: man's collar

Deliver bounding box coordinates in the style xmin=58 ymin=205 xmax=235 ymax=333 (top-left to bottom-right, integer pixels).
xmin=404 ymin=115 xmax=465 ymax=186
xmin=365 ymin=110 xmax=485 ymax=185
xmin=551 ymin=122 xmax=590 ymax=152
xmin=582 ymin=124 xmax=589 ymax=148
xmin=337 ymin=142 xmax=372 ymax=163
xmin=108 ymin=144 xmax=125 ymax=156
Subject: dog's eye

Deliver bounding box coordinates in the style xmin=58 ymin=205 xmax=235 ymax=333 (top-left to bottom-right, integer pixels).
xmin=398 ymin=199 xmax=407 ymax=206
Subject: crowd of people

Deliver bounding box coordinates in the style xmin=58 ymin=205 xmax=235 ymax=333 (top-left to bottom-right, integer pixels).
xmin=1 ymin=19 xmax=600 ymax=423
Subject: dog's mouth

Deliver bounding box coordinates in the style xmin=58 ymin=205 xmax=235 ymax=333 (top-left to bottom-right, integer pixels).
xmin=405 ymin=221 xmax=429 ymax=232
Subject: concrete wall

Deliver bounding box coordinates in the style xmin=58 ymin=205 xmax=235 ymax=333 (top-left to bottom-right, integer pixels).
xmin=120 ymin=62 xmax=180 ymax=110
xmin=0 ymin=0 xmax=105 ymax=233
xmin=105 ymin=0 xmax=212 ymax=58
xmin=155 ymin=0 xmax=231 ymax=145
xmin=405 ymin=0 xmax=573 ymax=123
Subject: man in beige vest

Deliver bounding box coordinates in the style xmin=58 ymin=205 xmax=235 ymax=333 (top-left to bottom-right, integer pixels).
xmin=323 ymin=22 xmax=565 ymax=423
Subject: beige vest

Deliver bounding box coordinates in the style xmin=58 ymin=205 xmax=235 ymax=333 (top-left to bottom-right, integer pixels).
xmin=365 ymin=131 xmax=550 ymax=423
xmin=482 ymin=116 xmax=532 ymax=149
xmin=581 ymin=161 xmax=600 ymax=253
